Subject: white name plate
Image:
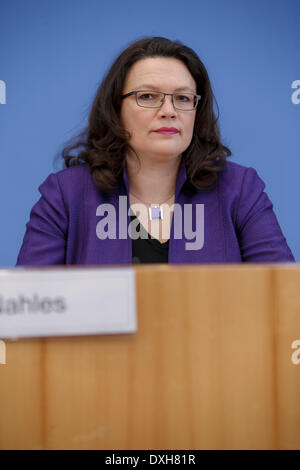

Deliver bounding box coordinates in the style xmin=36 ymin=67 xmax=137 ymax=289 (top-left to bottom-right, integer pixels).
xmin=0 ymin=267 xmax=137 ymax=339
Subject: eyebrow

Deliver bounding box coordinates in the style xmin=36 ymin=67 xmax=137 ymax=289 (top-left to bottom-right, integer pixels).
xmin=134 ymin=84 xmax=196 ymax=93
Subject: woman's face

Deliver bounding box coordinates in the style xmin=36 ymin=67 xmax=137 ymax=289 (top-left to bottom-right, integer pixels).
xmin=120 ymin=57 xmax=197 ymax=163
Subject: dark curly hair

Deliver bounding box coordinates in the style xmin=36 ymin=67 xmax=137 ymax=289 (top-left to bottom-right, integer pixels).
xmin=62 ymin=36 xmax=231 ymax=192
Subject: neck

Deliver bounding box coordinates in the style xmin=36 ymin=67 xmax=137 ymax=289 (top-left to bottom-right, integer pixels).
xmin=126 ymin=154 xmax=182 ymax=204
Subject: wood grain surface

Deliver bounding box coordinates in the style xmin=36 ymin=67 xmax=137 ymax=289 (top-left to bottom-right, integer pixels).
xmin=0 ymin=265 xmax=299 ymax=449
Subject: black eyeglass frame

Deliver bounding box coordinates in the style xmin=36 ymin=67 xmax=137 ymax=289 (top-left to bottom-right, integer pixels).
xmin=121 ymin=90 xmax=201 ymax=111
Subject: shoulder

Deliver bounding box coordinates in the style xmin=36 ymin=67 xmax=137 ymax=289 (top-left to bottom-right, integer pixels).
xmin=33 ymin=164 xmax=98 ymax=217
xmin=210 ymin=160 xmax=269 ymax=223
xmin=217 ymin=160 xmax=266 ymax=196
xmin=215 ymin=160 xmax=273 ymax=229
xmin=218 ymin=160 xmax=263 ymax=183
xmin=38 ymin=164 xmax=93 ymax=199
xmin=54 ymin=163 xmax=92 ymax=186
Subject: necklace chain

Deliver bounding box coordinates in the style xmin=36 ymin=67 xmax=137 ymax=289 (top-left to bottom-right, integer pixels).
xmin=129 ymin=190 xmax=175 ymax=207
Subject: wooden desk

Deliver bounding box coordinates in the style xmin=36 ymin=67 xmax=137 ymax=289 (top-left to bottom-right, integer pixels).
xmin=0 ymin=265 xmax=299 ymax=449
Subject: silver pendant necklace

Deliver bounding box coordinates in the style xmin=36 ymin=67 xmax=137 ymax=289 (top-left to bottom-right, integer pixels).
xmin=129 ymin=191 xmax=175 ymax=220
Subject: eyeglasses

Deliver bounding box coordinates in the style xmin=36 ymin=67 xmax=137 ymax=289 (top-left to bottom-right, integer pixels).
xmin=121 ymin=90 xmax=201 ymax=111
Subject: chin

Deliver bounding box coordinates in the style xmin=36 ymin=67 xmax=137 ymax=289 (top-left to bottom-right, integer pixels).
xmin=152 ymin=142 xmax=185 ymax=154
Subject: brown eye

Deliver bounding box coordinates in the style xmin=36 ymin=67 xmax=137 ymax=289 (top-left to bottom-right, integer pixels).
xmin=175 ymin=94 xmax=192 ymax=103
xmin=139 ymin=93 xmax=159 ymax=101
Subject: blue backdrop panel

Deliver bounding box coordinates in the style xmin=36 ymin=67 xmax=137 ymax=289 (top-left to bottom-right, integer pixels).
xmin=0 ymin=0 xmax=299 ymax=265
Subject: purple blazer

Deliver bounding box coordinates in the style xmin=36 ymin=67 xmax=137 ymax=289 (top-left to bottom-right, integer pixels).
xmin=16 ymin=160 xmax=295 ymax=265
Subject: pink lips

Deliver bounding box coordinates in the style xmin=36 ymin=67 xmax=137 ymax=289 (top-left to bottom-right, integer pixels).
xmin=154 ymin=127 xmax=179 ymax=135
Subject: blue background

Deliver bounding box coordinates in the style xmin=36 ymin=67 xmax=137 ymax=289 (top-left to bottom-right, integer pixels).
xmin=0 ymin=0 xmax=299 ymax=265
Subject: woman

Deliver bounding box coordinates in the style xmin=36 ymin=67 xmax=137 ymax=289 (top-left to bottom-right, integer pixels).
xmin=16 ymin=37 xmax=295 ymax=265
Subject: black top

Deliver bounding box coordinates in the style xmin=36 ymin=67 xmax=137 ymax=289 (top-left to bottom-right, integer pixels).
xmin=130 ymin=214 xmax=169 ymax=264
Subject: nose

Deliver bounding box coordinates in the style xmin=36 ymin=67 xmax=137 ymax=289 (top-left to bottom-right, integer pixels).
xmin=158 ymin=94 xmax=177 ymax=118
